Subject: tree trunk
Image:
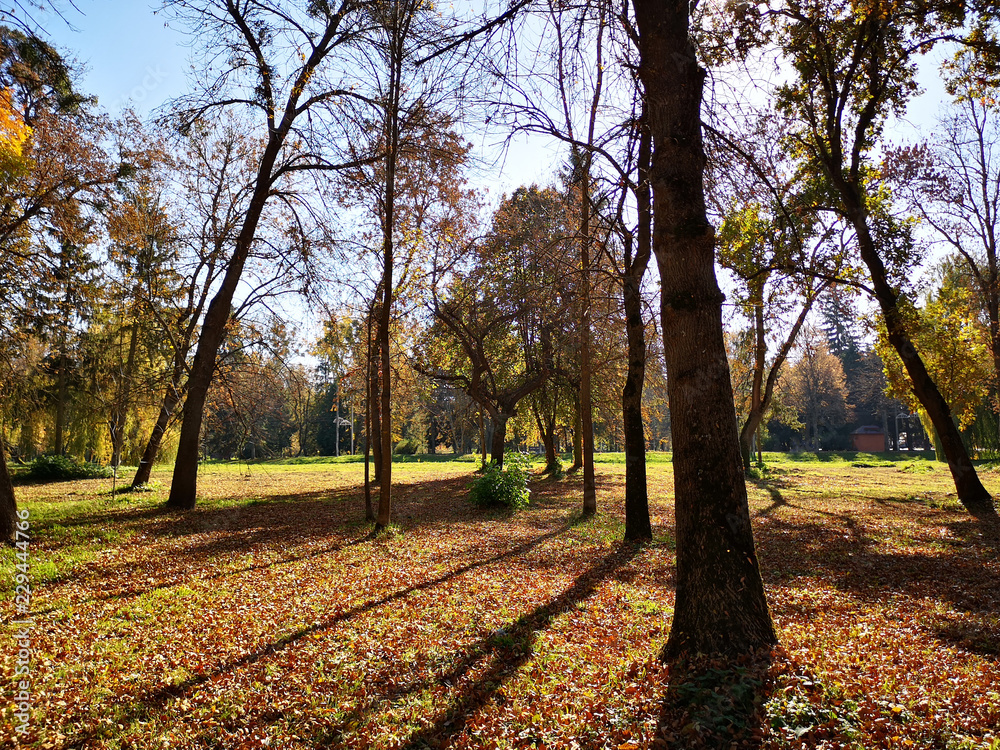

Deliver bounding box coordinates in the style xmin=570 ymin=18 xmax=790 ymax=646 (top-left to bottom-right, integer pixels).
xmin=479 ymin=409 xmax=487 ymax=467
xmin=0 ymin=432 xmax=16 ymax=543
xmin=579 ymin=170 xmax=597 ymax=517
xmin=570 ymin=393 xmax=583 ymax=471
xmin=490 ymin=413 xmax=509 ymax=467
xmin=110 ymin=321 xmax=140 ymax=470
xmin=848 ymin=205 xmax=996 ymax=517
xmin=532 ymin=399 xmax=557 ymax=473
xmin=623 ymin=108 xmax=652 ymax=541
xmin=740 ymin=289 xmax=815 ymax=469
xmin=54 ymin=347 xmax=67 ymax=456
xmin=167 ymin=135 xmax=286 ymax=510
xmin=131 ymin=378 xmax=183 ymax=489
xmin=633 ymin=0 xmax=776 ymax=658
xmin=370 ymin=332 xmax=383 ymax=485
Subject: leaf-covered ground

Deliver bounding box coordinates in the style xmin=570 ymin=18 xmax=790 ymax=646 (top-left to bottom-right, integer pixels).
xmin=2 ymin=452 xmax=999 ymax=749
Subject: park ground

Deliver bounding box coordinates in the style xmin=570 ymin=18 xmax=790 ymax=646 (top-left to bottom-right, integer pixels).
xmin=1 ymin=452 xmax=999 ymax=749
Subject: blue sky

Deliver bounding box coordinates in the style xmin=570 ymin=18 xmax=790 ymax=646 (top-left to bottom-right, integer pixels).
xmin=45 ymin=1 xmax=190 ymax=117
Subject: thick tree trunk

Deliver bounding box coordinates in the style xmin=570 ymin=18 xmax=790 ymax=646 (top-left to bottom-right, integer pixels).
xmin=490 ymin=413 xmax=509 ymax=467
xmin=848 ymin=207 xmax=996 ymax=517
xmin=0 ymin=433 xmax=16 ymax=543
xmin=633 ymin=0 xmax=776 ymax=658
xmin=623 ymin=108 xmax=652 ymax=541
xmin=131 ymin=380 xmax=182 ymax=489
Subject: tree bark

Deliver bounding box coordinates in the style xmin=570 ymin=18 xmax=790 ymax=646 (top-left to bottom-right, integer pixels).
xmin=623 ymin=107 xmax=652 ymax=541
xmin=490 ymin=412 xmax=510 ymax=467
xmin=739 ymin=289 xmax=815 ymax=470
xmin=532 ymin=397 xmax=558 ymax=473
xmin=0 ymin=432 xmax=16 ymax=543
xmin=370 ymin=328 xmax=383 ymax=486
xmin=570 ymin=393 xmax=583 ymax=471
xmin=632 ymin=0 xmax=777 ymax=657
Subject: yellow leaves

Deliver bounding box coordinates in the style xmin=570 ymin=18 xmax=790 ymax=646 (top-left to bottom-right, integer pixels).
xmin=0 ymin=87 xmax=32 ymax=178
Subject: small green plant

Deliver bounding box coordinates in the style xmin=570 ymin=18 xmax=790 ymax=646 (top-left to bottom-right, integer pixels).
xmin=469 ymin=451 xmax=531 ymax=510
xmin=28 ymin=455 xmax=113 ymax=481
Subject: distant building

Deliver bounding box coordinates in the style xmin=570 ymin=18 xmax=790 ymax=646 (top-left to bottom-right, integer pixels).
xmin=851 ymin=425 xmax=886 ymax=453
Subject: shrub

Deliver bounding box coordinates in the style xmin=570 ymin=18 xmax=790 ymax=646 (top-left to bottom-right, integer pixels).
xmin=469 ymin=451 xmax=531 ymax=510
xmin=393 ymin=437 xmax=419 ymax=455
xmin=28 ymin=455 xmax=113 ymax=481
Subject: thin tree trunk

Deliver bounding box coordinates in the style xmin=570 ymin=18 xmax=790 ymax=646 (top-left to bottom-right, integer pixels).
xmin=0 ymin=432 xmax=16 ymax=543
xmin=54 ymin=347 xmax=67 ymax=456
xmin=370 ymin=330 xmax=383 ymax=485
xmin=110 ymin=321 xmax=140 ymax=470
xmin=570 ymin=393 xmax=583 ymax=471
xmin=131 ymin=379 xmax=183 ymax=489
xmin=623 ymin=107 xmax=652 ymax=541
xmin=739 ymin=289 xmax=817 ymax=469
xmin=633 ymin=0 xmax=776 ymax=658
xmin=375 ymin=32 xmax=402 ymax=530
xmin=168 ymin=135 xmax=286 ymax=510
xmin=532 ymin=398 xmax=557 ymax=473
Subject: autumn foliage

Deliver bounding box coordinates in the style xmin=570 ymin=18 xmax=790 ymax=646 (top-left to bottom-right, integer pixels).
xmin=1 ymin=454 xmax=997 ymax=748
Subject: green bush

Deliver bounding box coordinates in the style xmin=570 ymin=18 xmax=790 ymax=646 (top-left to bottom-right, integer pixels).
xmin=469 ymin=451 xmax=531 ymax=510
xmin=28 ymin=455 xmax=113 ymax=481
xmin=393 ymin=437 xmax=419 ymax=455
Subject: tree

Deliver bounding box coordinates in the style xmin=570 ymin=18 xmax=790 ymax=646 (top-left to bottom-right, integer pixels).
xmin=889 ymin=57 xmax=1000 ymax=412
xmin=878 ymin=259 xmax=993 ymax=448
xmin=630 ymin=0 xmax=776 ymax=656
xmin=781 ymin=327 xmax=852 ymax=449
xmin=773 ymin=0 xmax=998 ymax=518
xmin=420 ymin=186 xmax=563 ymax=467
xmin=0 ymin=27 xmax=112 ymax=538
xmin=163 ymin=0 xmax=376 ymax=510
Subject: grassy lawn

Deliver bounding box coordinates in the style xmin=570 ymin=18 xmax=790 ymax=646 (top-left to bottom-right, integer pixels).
xmin=2 ymin=451 xmax=998 ymax=749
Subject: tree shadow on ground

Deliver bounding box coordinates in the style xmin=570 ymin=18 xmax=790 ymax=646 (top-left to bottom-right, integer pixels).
xmin=32 ymin=475 xmax=525 ymax=611
xmin=61 ymin=521 xmax=579 ymax=750
xmin=655 ymin=650 xmax=776 ymax=749
xmin=755 ymin=509 xmax=1000 ymax=651
xmin=365 ymin=541 xmax=642 ymax=750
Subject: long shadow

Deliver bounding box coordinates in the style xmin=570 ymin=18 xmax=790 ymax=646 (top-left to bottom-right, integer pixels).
xmin=60 ymin=521 xmax=575 ymax=749
xmin=373 ymin=541 xmax=642 ymax=750
xmin=751 ymin=477 xmax=789 ymax=517
xmin=31 ymin=476 xmax=481 ymax=604
xmin=756 ymin=511 xmax=1000 ymax=627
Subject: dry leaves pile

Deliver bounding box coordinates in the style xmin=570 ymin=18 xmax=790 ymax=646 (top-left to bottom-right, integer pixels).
xmin=1 ymin=455 xmax=998 ymax=749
